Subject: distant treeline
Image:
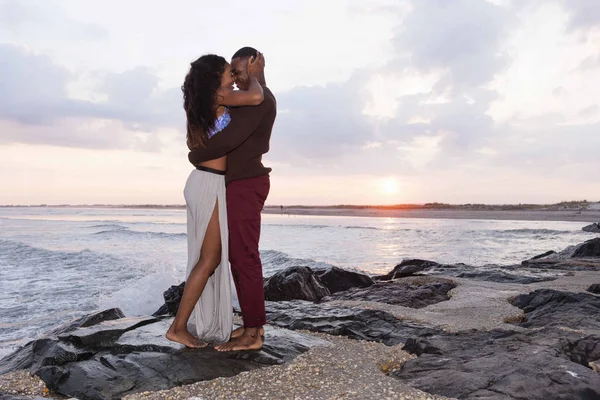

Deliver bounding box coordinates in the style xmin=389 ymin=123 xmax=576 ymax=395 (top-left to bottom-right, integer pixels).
xmin=1 ymin=200 xmax=596 ymax=210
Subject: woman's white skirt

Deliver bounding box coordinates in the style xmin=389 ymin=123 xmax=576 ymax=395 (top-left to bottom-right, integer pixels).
xmin=183 ymin=169 xmax=232 ymax=344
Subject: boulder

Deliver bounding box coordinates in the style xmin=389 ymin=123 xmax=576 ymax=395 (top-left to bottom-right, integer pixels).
xmin=376 ymin=259 xmax=440 ymax=281
xmin=314 ymin=266 xmax=374 ymax=294
xmin=510 ymin=289 xmax=600 ymax=330
xmin=583 ymin=223 xmax=600 ymax=233
xmin=263 ymin=266 xmax=330 ymax=302
xmin=152 ymin=282 xmax=185 ymax=317
xmin=587 ymin=283 xmax=600 ymax=295
xmin=324 ymin=278 xmax=456 ymax=309
xmin=572 ymin=237 xmax=600 ymax=258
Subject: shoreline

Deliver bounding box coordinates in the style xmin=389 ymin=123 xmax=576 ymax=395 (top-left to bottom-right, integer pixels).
xmin=263 ymin=207 xmax=600 ymax=223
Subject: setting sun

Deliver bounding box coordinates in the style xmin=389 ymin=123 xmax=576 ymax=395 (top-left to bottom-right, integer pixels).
xmin=379 ymin=177 xmax=400 ymax=195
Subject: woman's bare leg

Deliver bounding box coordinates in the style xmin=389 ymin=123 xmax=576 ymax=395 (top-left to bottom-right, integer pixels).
xmin=166 ymin=202 xmax=221 ymax=348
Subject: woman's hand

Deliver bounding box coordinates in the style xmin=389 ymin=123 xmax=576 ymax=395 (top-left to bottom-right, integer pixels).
xmin=247 ymin=52 xmax=265 ymax=78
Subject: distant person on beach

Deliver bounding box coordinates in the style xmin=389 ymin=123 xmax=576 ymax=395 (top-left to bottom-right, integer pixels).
xmin=166 ymin=49 xmax=270 ymax=349
xmin=188 ymin=47 xmax=276 ymax=351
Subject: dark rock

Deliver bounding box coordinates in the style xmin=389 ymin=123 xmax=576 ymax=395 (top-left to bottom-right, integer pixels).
xmin=49 ymin=308 xmax=126 ymax=336
xmin=0 ymin=311 xmax=328 ymax=400
xmin=588 ymin=283 xmax=600 ymax=295
xmin=377 ymin=259 xmax=439 ymax=281
xmin=529 ymin=250 xmax=556 ymax=260
xmin=324 ymin=278 xmax=456 ymax=309
xmin=314 ymin=266 xmax=374 ymax=294
xmin=265 ymin=301 xmax=440 ymax=345
xmin=153 ymin=282 xmax=185 ymax=317
xmin=395 ymin=328 xmax=600 ymax=400
xmin=583 ymin=223 xmax=600 ymax=233
xmin=0 ymin=342 xmax=35 ymax=375
xmin=455 ymin=270 xmax=557 ymax=284
xmin=0 ymin=309 xmax=127 ymax=375
xmin=572 ymin=237 xmax=600 ymax=258
xmin=263 ymin=266 xmax=330 ymax=302
xmin=58 ymin=316 xmax=159 ymax=347
xmin=510 ymin=289 xmax=600 ymax=330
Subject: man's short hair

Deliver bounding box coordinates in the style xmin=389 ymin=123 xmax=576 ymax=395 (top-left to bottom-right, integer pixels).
xmin=232 ymin=47 xmax=258 ymax=59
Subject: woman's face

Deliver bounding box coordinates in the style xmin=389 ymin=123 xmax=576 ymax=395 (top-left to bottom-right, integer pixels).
xmin=221 ymin=63 xmax=235 ymax=89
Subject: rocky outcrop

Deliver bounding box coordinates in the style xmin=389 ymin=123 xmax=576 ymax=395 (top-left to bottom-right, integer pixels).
xmin=395 ymin=328 xmax=600 ymax=400
xmin=314 ymin=266 xmax=374 ymax=294
xmin=265 ymin=301 xmax=440 ymax=345
xmin=454 ymin=270 xmax=556 ymax=284
xmin=572 ymin=237 xmax=600 ymax=258
xmin=324 ymin=277 xmax=456 ymax=309
xmin=583 ymin=222 xmax=600 ymax=233
xmin=0 ymin=311 xmax=329 ymax=400
xmin=510 ymin=289 xmax=600 ymax=330
xmin=588 ymin=283 xmax=600 ymax=295
xmin=152 ymin=282 xmax=185 ymax=317
xmin=376 ymin=259 xmax=439 ymax=280
xmin=263 ymin=266 xmax=330 ymax=302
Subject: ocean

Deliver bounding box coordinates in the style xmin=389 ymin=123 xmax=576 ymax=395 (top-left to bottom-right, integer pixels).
xmin=0 ymin=206 xmax=594 ymax=358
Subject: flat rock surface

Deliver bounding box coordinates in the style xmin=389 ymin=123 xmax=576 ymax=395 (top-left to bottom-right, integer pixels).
xmin=265 ymin=300 xmax=441 ymax=345
xmin=1 ymin=313 xmax=329 ymax=400
xmin=395 ymin=328 xmax=600 ymax=400
xmin=323 ymin=277 xmax=456 ymax=309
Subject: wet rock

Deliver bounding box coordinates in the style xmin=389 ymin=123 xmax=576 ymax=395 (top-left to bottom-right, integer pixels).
xmin=588 ymin=284 xmax=600 ymax=295
xmin=0 ymin=311 xmax=329 ymax=400
xmin=152 ymin=282 xmax=185 ymax=317
xmin=314 ymin=266 xmax=374 ymax=294
xmin=324 ymin=277 xmax=456 ymax=309
xmin=0 ymin=309 xmax=127 ymax=375
xmin=455 ymin=270 xmax=557 ymax=284
xmin=510 ymin=289 xmax=600 ymax=331
xmin=265 ymin=300 xmax=440 ymax=345
xmin=263 ymin=266 xmax=330 ymax=302
xmin=58 ymin=316 xmax=159 ymax=347
xmin=572 ymin=237 xmax=600 ymax=258
xmin=49 ymin=308 xmax=125 ymax=336
xmin=376 ymin=259 xmax=440 ymax=281
xmin=395 ymin=328 xmax=600 ymax=400
xmin=583 ymin=223 xmax=600 ymax=233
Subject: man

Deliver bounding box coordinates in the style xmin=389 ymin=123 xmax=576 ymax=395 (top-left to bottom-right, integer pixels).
xmin=188 ymin=46 xmax=276 ymax=351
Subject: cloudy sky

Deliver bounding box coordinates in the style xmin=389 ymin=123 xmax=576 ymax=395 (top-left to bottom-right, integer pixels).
xmin=1 ymin=0 xmax=599 ymax=205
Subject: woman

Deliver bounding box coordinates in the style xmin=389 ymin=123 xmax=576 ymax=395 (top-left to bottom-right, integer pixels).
xmin=166 ymin=53 xmax=265 ymax=348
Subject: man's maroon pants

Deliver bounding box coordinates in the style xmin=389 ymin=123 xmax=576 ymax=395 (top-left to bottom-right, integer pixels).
xmin=226 ymin=175 xmax=270 ymax=328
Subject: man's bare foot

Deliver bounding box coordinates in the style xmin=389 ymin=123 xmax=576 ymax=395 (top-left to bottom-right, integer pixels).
xmin=165 ymin=326 xmax=206 ymax=349
xmin=215 ymin=332 xmax=263 ymax=352
xmin=230 ymin=326 xmax=265 ymax=339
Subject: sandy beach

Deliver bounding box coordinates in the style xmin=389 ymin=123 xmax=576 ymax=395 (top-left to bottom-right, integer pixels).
xmin=264 ymin=206 xmax=600 ymax=223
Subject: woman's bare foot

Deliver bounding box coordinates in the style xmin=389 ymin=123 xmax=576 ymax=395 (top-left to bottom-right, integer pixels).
xmin=230 ymin=326 xmax=264 ymax=339
xmin=166 ymin=326 xmax=206 ymax=349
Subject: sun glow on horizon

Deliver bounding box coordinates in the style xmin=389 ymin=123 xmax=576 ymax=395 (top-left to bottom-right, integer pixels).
xmin=379 ymin=177 xmax=400 ymax=196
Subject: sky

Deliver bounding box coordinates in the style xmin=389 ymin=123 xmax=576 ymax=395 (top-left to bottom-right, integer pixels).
xmin=1 ymin=0 xmax=599 ymax=206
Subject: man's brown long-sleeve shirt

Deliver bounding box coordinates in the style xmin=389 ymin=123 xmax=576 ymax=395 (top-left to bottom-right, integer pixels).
xmin=188 ymin=87 xmax=277 ymax=185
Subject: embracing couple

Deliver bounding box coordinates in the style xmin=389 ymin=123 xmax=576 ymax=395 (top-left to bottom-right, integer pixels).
xmin=166 ymin=47 xmax=275 ymax=352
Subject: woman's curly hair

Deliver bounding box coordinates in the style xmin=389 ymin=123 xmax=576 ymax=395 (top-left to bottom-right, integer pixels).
xmin=182 ymin=54 xmax=227 ymax=149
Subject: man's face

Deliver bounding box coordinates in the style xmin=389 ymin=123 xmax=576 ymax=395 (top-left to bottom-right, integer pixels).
xmin=231 ymin=57 xmax=249 ymax=90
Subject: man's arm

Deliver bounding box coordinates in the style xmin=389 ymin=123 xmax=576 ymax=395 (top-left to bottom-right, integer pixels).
xmin=188 ymin=93 xmax=274 ymax=164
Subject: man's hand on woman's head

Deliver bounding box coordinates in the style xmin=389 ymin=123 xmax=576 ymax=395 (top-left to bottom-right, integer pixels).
xmin=247 ymin=52 xmax=265 ymax=78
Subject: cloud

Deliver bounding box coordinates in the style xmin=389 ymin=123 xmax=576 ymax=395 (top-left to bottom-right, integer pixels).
xmin=0 ymin=0 xmax=107 ymax=41
xmin=560 ymin=0 xmax=600 ymax=32
xmin=391 ymin=0 xmax=514 ymax=87
xmin=0 ymin=44 xmax=184 ymax=149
